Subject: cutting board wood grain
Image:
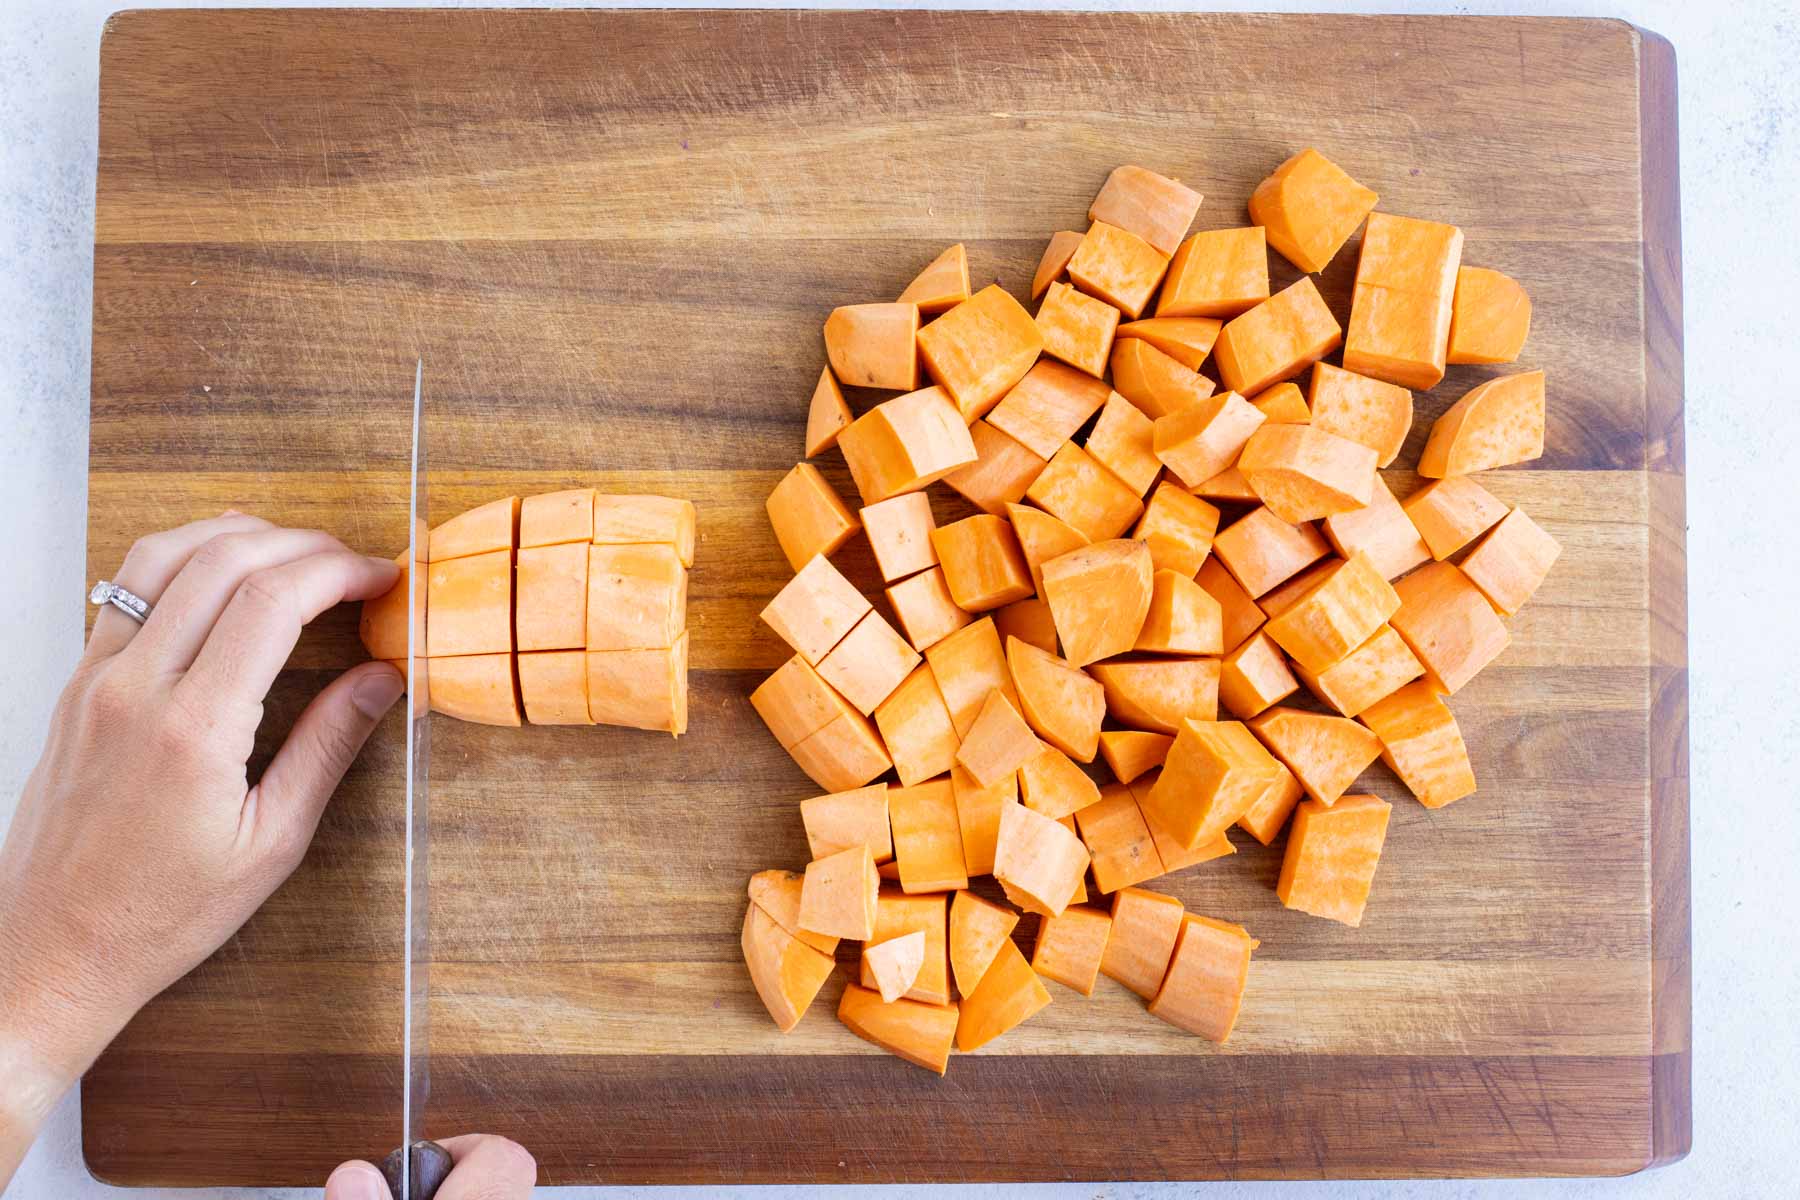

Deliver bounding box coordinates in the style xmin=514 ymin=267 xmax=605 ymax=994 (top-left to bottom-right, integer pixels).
xmin=83 ymin=9 xmax=1688 ymax=1184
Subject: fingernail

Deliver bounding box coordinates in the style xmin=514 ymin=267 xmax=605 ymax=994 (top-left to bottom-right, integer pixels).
xmin=352 ymin=666 xmax=407 ymax=719
xmin=324 ymin=1161 xmax=388 ymax=1200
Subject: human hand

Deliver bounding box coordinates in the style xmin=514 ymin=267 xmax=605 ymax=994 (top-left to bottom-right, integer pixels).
xmin=0 ymin=512 xmax=404 ymax=1186
xmin=325 ymin=1135 xmax=537 ymax=1200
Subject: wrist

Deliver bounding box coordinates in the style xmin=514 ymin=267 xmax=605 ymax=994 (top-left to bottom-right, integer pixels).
xmin=0 ymin=904 xmax=138 ymax=1092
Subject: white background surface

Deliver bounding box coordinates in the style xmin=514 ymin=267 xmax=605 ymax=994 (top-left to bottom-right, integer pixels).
xmin=3 ymin=0 xmax=1795 ymax=1196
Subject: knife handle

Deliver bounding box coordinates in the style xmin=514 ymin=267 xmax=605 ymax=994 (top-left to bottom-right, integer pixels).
xmin=381 ymin=1139 xmax=454 ymax=1200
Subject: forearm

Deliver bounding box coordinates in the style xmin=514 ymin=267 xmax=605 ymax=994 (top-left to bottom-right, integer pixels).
xmin=0 ymin=1031 xmax=73 ymax=1193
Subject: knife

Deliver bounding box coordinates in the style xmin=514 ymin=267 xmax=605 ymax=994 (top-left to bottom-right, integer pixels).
xmin=381 ymin=360 xmax=453 ymax=1200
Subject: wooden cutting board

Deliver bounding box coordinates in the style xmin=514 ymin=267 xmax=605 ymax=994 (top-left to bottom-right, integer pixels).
xmin=82 ymin=9 xmax=1688 ymax=1185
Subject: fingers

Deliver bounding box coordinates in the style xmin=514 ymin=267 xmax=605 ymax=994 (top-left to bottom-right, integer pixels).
xmin=85 ymin=511 xmax=273 ymax=660
xmin=127 ymin=527 xmax=355 ymax=672
xmin=243 ymin=661 xmax=403 ymax=868
xmin=322 ymin=1159 xmax=389 ymax=1200
xmin=176 ymin=549 xmax=400 ymax=711
xmin=434 ymin=1134 xmax=538 ymax=1200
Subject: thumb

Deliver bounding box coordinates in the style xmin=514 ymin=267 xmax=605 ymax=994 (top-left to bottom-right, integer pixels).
xmin=323 ymin=1159 xmax=390 ymax=1200
xmin=250 ymin=660 xmax=406 ymax=867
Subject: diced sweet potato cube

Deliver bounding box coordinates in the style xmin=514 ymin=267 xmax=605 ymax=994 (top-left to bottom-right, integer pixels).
xmin=1032 ymin=230 xmax=1084 ymax=301
xmin=519 ymin=488 xmax=594 ymax=548
xmin=1211 ymin=507 xmax=1330 ymax=598
xmin=591 ymin=494 xmax=698 ymax=568
xmin=1322 ymin=475 xmax=1430 ymax=581
xmin=516 ymin=650 xmax=591 ymax=725
xmin=994 ymin=596 xmax=1058 ymax=656
xmin=1277 ymin=794 xmax=1392 ymax=926
xmin=761 ymin=552 xmax=871 ymax=665
xmin=1067 ymin=220 xmax=1170 ymax=318
xmin=1194 ymin=465 xmax=1260 ymax=502
xmin=1129 ymin=773 xmax=1238 ymax=872
xmin=516 ymin=541 xmax=588 ymax=653
xmin=1249 ymin=382 xmax=1310 ymax=424
xmin=1005 ymin=635 xmax=1105 ymax=762
xmin=993 ymin=802 xmax=1091 ymax=918
xmin=1359 ymin=680 xmax=1478 ymax=808
xmin=1017 ymin=742 xmax=1102 ymax=820
xmin=1258 ymin=558 xmax=1342 ymax=618
xmin=1390 ymin=561 xmax=1510 ymax=694
xmin=941 ymin=420 xmax=1046 ymax=516
xmin=801 ymin=784 xmax=893 ymax=864
xmin=956 ymin=936 xmax=1052 ymax=1051
xmin=925 ymin=617 xmax=1019 ymax=737
xmin=859 ymin=890 xmax=951 ymax=1005
xmin=1344 ymin=212 xmax=1464 ymax=390
xmin=1098 ymin=730 xmax=1173 ymax=785
xmin=1090 ymin=658 xmax=1221 ymax=735
xmin=787 ymin=707 xmax=892 ymax=792
xmin=1460 ymin=507 xmax=1561 ymax=615
xmin=1134 ymin=568 xmax=1225 ymax=657
xmin=1249 ymin=706 xmax=1382 ymax=806
xmin=586 ymin=633 xmax=688 ymax=735
xmin=1031 ymin=905 xmax=1113 ymax=995
xmin=748 ymin=868 xmax=840 ymax=956
xmin=1132 ymin=483 xmax=1220 ymax=578
xmin=1235 ymin=764 xmax=1305 ymax=845
xmin=805 ymin=365 xmax=853 ymax=459
xmin=916 ymin=284 xmax=1045 ymax=422
xmin=1419 ymin=370 xmax=1547 ymax=477
xmin=956 ymin=689 xmax=1041 ymax=788
xmin=1084 ymin=391 xmax=1162 ymax=496
xmin=1101 ymin=887 xmax=1186 ymax=998
xmin=862 ymin=930 xmax=926 ymax=1003
xmin=860 ymin=492 xmax=938 ymax=584
xmin=1262 ymin=551 xmax=1401 ymax=674
xmin=1197 ymin=556 xmax=1267 ymax=651
xmin=767 ymin=462 xmax=859 ymax=571
xmin=1115 ymin=316 xmax=1223 ymax=370
xmin=824 ymin=301 xmax=919 ymax=390
xmin=897 ymin=243 xmax=971 ymax=314
xmin=1307 ymin=363 xmax=1413 ymax=468
xmin=1402 ymin=476 xmax=1509 ymax=560
xmin=585 ymin=542 xmax=686 ymax=652
xmin=1036 ymin=280 xmax=1119 ymax=377
xmin=1109 ymin=337 xmax=1216 ymax=419
xmin=742 ymin=903 xmax=836 ymax=1033
xmin=838 ymin=386 xmax=980 ymax=506
xmin=1144 ymin=719 xmax=1284 ymax=848
xmin=1006 ymin=502 xmax=1090 ymax=596
xmin=1213 ymin=277 xmax=1342 ymax=396
xmin=1148 ymin=914 xmax=1257 ymax=1041
xmin=799 ymin=844 xmax=880 ymax=940
xmin=1294 ymin=624 xmax=1424 ymax=717
xmin=1153 ymin=391 xmax=1267 ymax=490
xmin=1248 ymin=148 xmax=1378 ymax=274
xmin=1039 ymin=539 xmax=1154 ymax=667
xmin=358 ymin=556 xmax=415 ymax=662
xmin=951 ymin=764 xmax=1015 ymax=876
xmin=1004 ymin=826 xmax=1087 ymax=916
xmin=1089 ymin=165 xmax=1202 ymax=256
xmin=930 ymin=514 xmax=1034 ymax=612
xmin=1076 ymin=784 xmax=1165 ymax=893
xmin=427 ymin=548 xmax=513 ymax=656
xmin=1237 ymin=423 xmax=1378 ymax=523
xmin=886 ymin=566 xmax=973 ymax=652
xmin=430 ymin=495 xmax=518 ymax=562
xmin=1218 ymin=630 xmax=1299 ymax=719
xmin=816 ymin=609 xmax=920 ymax=716
xmin=1159 ymin=227 xmax=1269 ymax=318
xmin=838 ymin=985 xmax=959 ymax=1073
xmin=751 ymin=654 xmax=846 ymax=749
xmin=950 ymin=889 xmax=1020 ymax=997
xmin=1448 ymin=265 xmax=1532 ymax=364
xmin=428 ymin=652 xmax=521 ymax=726
xmin=1025 ymin=442 xmax=1146 ymax=542
xmin=873 ymin=664 xmax=960 ymax=787
xmin=988 ymin=359 xmax=1113 ymax=460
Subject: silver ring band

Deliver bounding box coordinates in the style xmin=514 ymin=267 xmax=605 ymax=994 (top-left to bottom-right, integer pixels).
xmin=90 ymin=580 xmax=152 ymax=625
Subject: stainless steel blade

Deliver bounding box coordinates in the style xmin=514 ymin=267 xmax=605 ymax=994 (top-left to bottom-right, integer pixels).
xmin=401 ymin=358 xmax=430 ymax=1199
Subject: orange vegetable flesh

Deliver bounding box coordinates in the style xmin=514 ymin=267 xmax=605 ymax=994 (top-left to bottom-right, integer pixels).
xmin=760 ymin=551 xmax=871 ymax=665
xmin=838 ymin=386 xmax=980 ymax=506
xmin=787 ymin=707 xmax=893 ymax=792
xmin=941 ymin=420 xmax=1047 ymax=517
xmin=916 ymin=284 xmax=1046 ymax=422
xmin=994 ymin=596 xmax=1059 ymax=656
xmin=742 ymin=903 xmax=836 ymax=1033
xmin=824 ymin=301 xmax=920 ymax=390
xmin=1098 ymin=730 xmax=1174 ymax=785
xmin=1344 ymin=212 xmax=1464 ymax=390
xmin=1212 ymin=277 xmax=1342 ymax=396
xmin=1307 ymin=362 xmax=1414 ymax=468
xmin=1148 ymin=914 xmax=1256 ymax=1042
xmin=1194 ymin=465 xmax=1260 ymax=503
xmin=519 ymin=488 xmax=595 ymax=549
xmin=1196 ymin=557 xmax=1267 ymax=652
xmin=1144 ymin=719 xmax=1284 ymax=848
xmin=956 ymin=688 xmax=1042 ymax=788
xmin=429 ymin=653 xmax=521 ymax=727
xmin=1249 ymin=381 xmax=1310 ymax=424
xmin=805 ymin=365 xmax=853 ymax=458
xmin=430 ymin=495 xmax=519 ymax=562
xmin=889 ymin=779 xmax=970 ymax=894
xmin=1025 ymin=441 xmax=1147 ymax=542
xmin=1249 ymin=706 xmax=1383 ymax=807
xmin=800 ymin=783 xmax=893 ymax=864
xmin=1152 ymin=391 xmax=1267 ymax=490
xmin=1005 ymin=635 xmax=1105 ymax=762
xmin=1447 ymin=265 xmax=1532 ymax=365
xmin=1130 ymin=773 xmax=1238 ymax=872
xmin=930 ymin=514 xmax=1034 ymax=612
xmin=863 ymin=929 xmax=927 ymax=1003
xmin=1158 ymin=227 xmax=1269 ymax=318
xmin=1101 ymin=887 xmax=1187 ymax=999
xmin=925 ymin=617 xmax=1021 ymax=738
xmin=516 ymin=541 xmax=588 ymax=652
xmin=1076 ymin=784 xmax=1165 ymax=893
xmin=1089 ymin=164 xmax=1202 ymax=257
xmin=751 ymin=653 xmax=850 ymax=750
xmin=859 ymin=890 xmax=951 ymax=1005
xmin=1218 ymin=630 xmax=1300 ymax=719
xmin=1115 ymin=316 xmax=1224 ymax=370
xmin=1090 ymin=658 xmax=1220 ymax=735
xmin=427 ymin=548 xmax=513 ymax=657
xmin=1262 ymin=551 xmax=1402 ymax=675
xmin=591 ymin=495 xmax=698 ymax=568
xmin=860 ymin=492 xmax=938 ymax=583
xmin=516 ymin=650 xmax=592 ymax=726
xmin=798 ymin=844 xmax=880 ymax=940
xmin=872 ymin=664 xmax=960 ymax=787
xmin=1040 ymin=539 xmax=1155 ymax=667
xmin=816 ymin=609 xmax=920 ymax=716
xmin=1084 ymin=390 xmax=1163 ymax=496
xmin=1276 ymin=794 xmax=1392 ymax=926
xmin=1109 ymin=337 xmax=1216 ymax=419
xmin=585 ymin=543 xmax=686 ymax=652
xmin=1131 ymin=483 xmax=1220 ymax=578
xmin=1359 ymin=680 xmax=1478 ymax=808
xmin=766 ymin=462 xmax=859 ymax=571
xmin=1389 ymin=561 xmax=1511 ymax=694
xmin=993 ymin=801 xmax=1092 ymax=917
xmin=1006 ymin=501 xmax=1090 ymax=597
xmin=1294 ymin=624 xmax=1425 ymax=718
xmin=1459 ymin=507 xmax=1561 ymax=615
xmin=1032 ymin=230 xmax=1084 ymax=301
xmin=990 ymin=359 xmax=1114 ymax=460
xmin=359 ymin=555 xmax=416 ymax=661
xmin=898 ymin=243 xmax=972 ymax=314
xmin=956 ymin=937 xmax=1053 ymax=1052
xmin=1211 ymin=507 xmax=1331 ymax=598
xmin=886 ymin=566 xmax=974 ymax=653
xmin=1322 ymin=475 xmax=1430 ymax=581
xmin=950 ymin=764 xmax=1016 ymax=876
xmin=1236 ymin=422 xmax=1378 ymax=524
xmin=950 ymin=889 xmax=1021 ymax=998
xmin=747 ymin=869 xmax=840 ymax=956
xmin=1418 ymin=370 xmax=1546 ymax=477
xmin=1235 ymin=764 xmax=1306 ymax=846
xmin=1017 ymin=741 xmax=1103 ymax=821
xmin=1031 ymin=905 xmax=1114 ymax=995
xmin=838 ymin=985 xmax=960 ymax=1074
xmin=1402 ymin=476 xmax=1509 ymax=560
xmin=1248 ymin=147 xmax=1378 ymax=274
xmin=1036 ymin=279 xmax=1119 ymax=378
xmin=1259 ymin=558 xmax=1341 ymax=617
xmin=1135 ymin=569 xmax=1224 ymax=656
xmin=1066 ymin=220 xmax=1170 ymax=318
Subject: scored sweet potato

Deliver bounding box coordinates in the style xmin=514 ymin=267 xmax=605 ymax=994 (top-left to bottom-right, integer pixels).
xmin=428 ymin=653 xmax=521 ymax=727
xmin=519 ymin=488 xmax=594 ymax=550
xmin=430 ymin=495 xmax=518 ymax=562
xmin=516 ymin=651 xmax=592 ymax=726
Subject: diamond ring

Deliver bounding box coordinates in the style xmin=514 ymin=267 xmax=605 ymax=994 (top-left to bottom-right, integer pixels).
xmin=90 ymin=580 xmax=153 ymax=625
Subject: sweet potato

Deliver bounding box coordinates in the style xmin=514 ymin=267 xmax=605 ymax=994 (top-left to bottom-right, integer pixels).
xmin=1447 ymin=266 xmax=1531 ymax=364
xmin=1321 ymin=475 xmax=1430 ymax=581
xmin=956 ymin=937 xmax=1052 ymax=1051
xmin=516 ymin=650 xmax=592 ymax=726
xmin=1212 ymin=277 xmax=1342 ymax=396
xmin=1100 ymin=887 xmax=1186 ymax=999
xmin=1090 ymin=658 xmax=1221 ymax=735
xmin=949 ymin=890 xmax=1020 ymax=998
xmin=747 ymin=869 xmax=840 ymax=956
xmin=1031 ymin=905 xmax=1114 ymax=995
xmin=1418 ymin=370 xmax=1546 ymax=477
xmin=1257 ymin=558 xmax=1340 ymax=616
xmin=1036 ymin=280 xmax=1119 ymax=377
xmin=1218 ymin=630 xmax=1300 ymax=719
xmin=1002 ymin=503 xmax=1086 ymax=598
xmin=430 ymin=495 xmax=518 ymax=562
xmin=1235 ymin=764 xmax=1305 ymax=846
xmin=515 ymin=541 xmax=588 ymax=653
xmin=1194 ymin=465 xmax=1260 ymax=503
xmin=950 ymin=764 xmax=1015 ymax=877
xmin=993 ymin=802 xmax=1091 ymax=917
xmin=585 ymin=543 xmax=687 ymax=653
xmin=1005 ymin=635 xmax=1105 ymax=762
xmin=1293 ymin=624 xmax=1424 ymax=718
xmin=1032 ymin=230 xmax=1084 ymax=301
xmin=358 ymin=556 xmax=416 ymax=662
xmin=994 ymin=597 xmax=1057 ymax=656
xmin=1237 ymin=423 xmax=1378 ymax=523
xmin=1344 ymin=212 xmax=1464 ymax=390
xmin=427 ymin=548 xmax=513 ymax=657
xmin=1248 ymin=706 xmax=1382 ymax=806
xmin=1134 ymin=569 xmax=1224 ymax=656
xmin=898 ymin=243 xmax=972 ymax=314
xmin=824 ymin=301 xmax=920 ymax=390
xmin=839 ymin=985 xmax=959 ymax=1074
xmin=1152 ymin=391 xmax=1267 ymax=490
xmin=956 ymin=689 xmax=1041 ymax=788
xmin=886 ymin=567 xmax=974 ymax=652
xmin=591 ymin=495 xmax=698 ymax=568
xmin=1159 ymin=227 xmax=1269 ymax=318
xmin=761 ymin=552 xmax=871 ymax=665
xmin=1358 ymin=680 xmax=1478 ymax=808
xmin=1262 ymin=551 xmax=1401 ymax=674
xmin=1142 ymin=720 xmax=1284 ymax=848
xmin=429 ymin=652 xmax=521 ymax=727
xmin=1401 ymin=476 xmax=1509 ymax=560
xmin=751 ymin=654 xmax=846 ymax=750
xmin=988 ymin=359 xmax=1113 ymax=459
xmin=1067 ymin=220 xmax=1170 ymax=318
xmin=816 ymin=609 xmax=920 ymax=715
xmin=1197 ymin=557 xmax=1267 ymax=650
xmin=1276 ymin=794 xmax=1392 ymax=926
xmin=873 ymin=664 xmax=960 ymax=787
xmin=863 ymin=930 xmax=926 ymax=1003
xmin=805 ymin=365 xmax=853 ymax=458
xmin=1132 ymin=483 xmax=1220 ymax=578
xmin=767 ymin=462 xmax=859 ymax=571
xmin=925 ymin=617 xmax=1020 ymax=737
xmin=916 ymin=284 xmax=1045 ymax=422
xmin=889 ymin=780 xmax=969 ymax=894
xmin=743 ymin=903 xmax=836 ymax=1033
xmin=1148 ymin=914 xmax=1257 ymax=1042
xmin=1115 ymin=316 xmax=1223 ymax=369
xmin=1248 ymin=148 xmax=1378 ymax=273
xmin=788 ymin=708 xmax=892 ymax=792
xmin=1459 ymin=507 xmax=1561 ymax=615
xmin=1390 ymin=561 xmax=1510 ymax=694
xmin=1307 ymin=362 xmax=1413 ymax=468
xmin=859 ymin=890 xmax=951 ymax=1005
xmin=931 ymin=514 xmax=1034 ymax=612
xmin=1076 ymin=784 xmax=1165 ymax=893
xmin=1211 ymin=507 xmax=1330 ymax=598
xmin=1109 ymin=337 xmax=1216 ymax=419
xmin=799 ymin=844 xmax=880 ymax=940
xmin=801 ymin=784 xmax=893 ymax=864
xmin=861 ymin=492 xmax=938 ymax=583
xmin=1089 ymin=165 xmax=1202 ymax=256
xmin=1040 ymin=539 xmax=1155 ymax=667
xmin=519 ymin=488 xmax=594 ymax=549
xmin=1084 ymin=391 xmax=1162 ymax=496
xmin=941 ymin=420 xmax=1047 ymax=516
xmin=1097 ymin=730 xmax=1174 ymax=785
xmin=838 ymin=386 xmax=980 ymax=506
xmin=1129 ymin=773 xmax=1238 ymax=872
xmin=1017 ymin=741 xmax=1102 ymax=821
xmin=1025 ymin=442 xmax=1147 ymax=541
xmin=1249 ymin=381 xmax=1309 ymax=424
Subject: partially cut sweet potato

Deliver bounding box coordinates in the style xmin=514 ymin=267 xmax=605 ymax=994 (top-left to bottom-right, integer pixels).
xmin=1358 ymin=680 xmax=1478 ymax=808
xmin=743 ymin=903 xmax=836 ymax=1033
xmin=1031 ymin=905 xmax=1114 ymax=995
xmin=427 ymin=548 xmax=513 ymax=657
xmin=1040 ymin=539 xmax=1155 ymax=667
xmin=1100 ymin=886 xmax=1186 ymax=999
xmin=838 ymin=985 xmax=959 ymax=1074
xmin=1090 ymin=657 xmax=1221 ymax=735
xmin=930 ymin=514 xmax=1034 ymax=612
xmin=805 ymin=365 xmax=853 ymax=459
xmin=838 ymin=386 xmax=980 ymax=506
xmin=956 ymin=937 xmax=1052 ymax=1051
xmin=1248 ymin=706 xmax=1383 ymax=807
xmin=1236 ymin=423 xmax=1378 ymax=523
xmin=1248 ymin=148 xmax=1378 ymax=273
xmin=429 ymin=652 xmax=521 ymax=727
xmin=1276 ymin=794 xmax=1392 ymax=926
xmin=1076 ymin=784 xmax=1165 ymax=893
xmin=1024 ymin=442 xmax=1147 ymax=542
xmin=1212 ymin=277 xmax=1342 ymax=396
xmin=586 ymin=543 xmax=687 ymax=652
xmin=1005 ymin=635 xmax=1105 ymax=762
xmin=1307 ymin=362 xmax=1413 ymax=468
xmin=1148 ymin=914 xmax=1257 ymax=1042
xmin=591 ymin=495 xmax=697 ymax=568
xmin=1447 ymin=266 xmax=1532 ymax=365
xmin=898 ymin=243 xmax=972 ymax=314
xmin=1417 ymin=370 xmax=1546 ymax=477
xmin=1158 ymin=227 xmax=1269 ymax=318
xmin=1089 ymin=165 xmax=1202 ymax=257
xmin=889 ymin=778 xmax=970 ymax=894
xmin=916 ymin=284 xmax=1045 ymax=422
xmin=519 ymin=488 xmax=594 ymax=549
xmin=950 ymin=889 xmax=1020 ymax=997
xmin=824 ymin=301 xmax=920 ymax=390
xmin=988 ymin=359 xmax=1113 ymax=459
xmin=1109 ymin=337 xmax=1217 ymax=419
xmin=430 ymin=495 xmax=518 ymax=562
xmin=516 ymin=650 xmax=592 ymax=726
xmin=516 ymin=541 xmax=588 ymax=652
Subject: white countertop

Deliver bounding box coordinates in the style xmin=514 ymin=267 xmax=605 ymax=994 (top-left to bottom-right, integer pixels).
xmin=3 ymin=0 xmax=1794 ymax=1196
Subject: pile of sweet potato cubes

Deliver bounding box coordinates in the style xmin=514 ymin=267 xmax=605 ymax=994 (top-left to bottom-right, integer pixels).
xmin=741 ymin=151 xmax=1558 ymax=1074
